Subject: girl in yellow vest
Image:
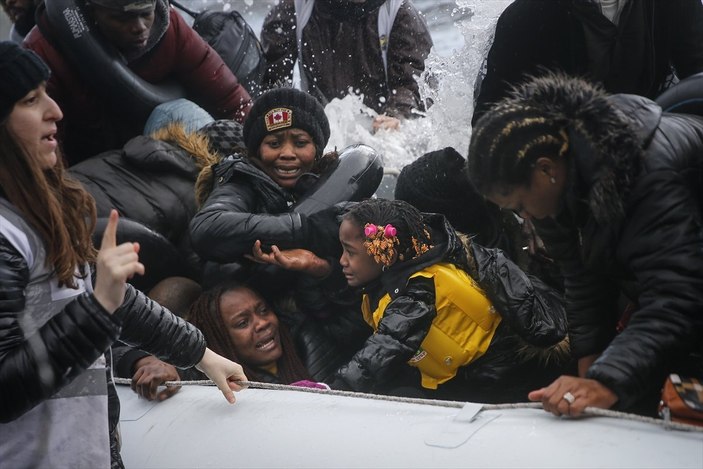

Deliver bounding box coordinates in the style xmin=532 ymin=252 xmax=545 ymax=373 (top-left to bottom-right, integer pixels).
xmin=328 ymin=198 xmax=572 ymax=402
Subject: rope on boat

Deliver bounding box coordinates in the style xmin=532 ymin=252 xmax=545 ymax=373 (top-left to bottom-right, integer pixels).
xmin=113 ymin=377 xmax=703 ymax=433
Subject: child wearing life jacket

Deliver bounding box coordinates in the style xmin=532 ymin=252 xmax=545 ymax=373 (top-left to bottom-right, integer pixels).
xmin=329 ymin=198 xmax=572 ymax=402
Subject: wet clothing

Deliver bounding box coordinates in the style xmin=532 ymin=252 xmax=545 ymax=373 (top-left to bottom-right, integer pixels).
xmin=532 ymin=92 xmax=703 ymax=412
xmin=473 ymin=0 xmax=703 ymax=123
xmin=0 ymin=196 xmax=206 ymax=467
xmin=329 ymin=214 xmax=570 ymax=402
xmin=260 ymin=0 xmax=433 ymax=118
xmin=24 ymin=0 xmax=252 ymax=165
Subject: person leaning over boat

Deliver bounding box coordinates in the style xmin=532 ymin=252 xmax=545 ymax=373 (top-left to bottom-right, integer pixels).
xmin=467 ymin=72 xmax=703 ymax=417
xmin=0 ymin=42 xmax=248 ymax=468
xmin=260 ymin=0 xmax=432 ymax=132
xmin=23 ymin=0 xmax=253 ymax=165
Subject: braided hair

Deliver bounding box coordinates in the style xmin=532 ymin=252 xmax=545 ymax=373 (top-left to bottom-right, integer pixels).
xmin=344 ymin=198 xmax=433 ymax=265
xmin=186 ymin=282 xmax=311 ymax=384
xmin=468 ymin=72 xmax=644 ymax=224
xmin=467 ymin=100 xmax=569 ymax=197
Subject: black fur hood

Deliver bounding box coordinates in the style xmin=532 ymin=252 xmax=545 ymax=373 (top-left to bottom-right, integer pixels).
xmin=513 ymin=73 xmax=661 ymax=227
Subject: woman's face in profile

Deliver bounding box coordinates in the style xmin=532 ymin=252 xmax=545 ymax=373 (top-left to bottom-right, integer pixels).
xmin=258 ymin=128 xmax=316 ymax=189
xmin=219 ymin=287 xmax=283 ymax=368
xmin=487 ymin=157 xmax=567 ymax=220
xmin=7 ymin=84 xmax=62 ymax=170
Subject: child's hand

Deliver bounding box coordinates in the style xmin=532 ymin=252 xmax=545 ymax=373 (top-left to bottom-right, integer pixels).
xmin=246 ymin=240 xmax=332 ymax=278
xmin=93 ymin=210 xmax=145 ymax=313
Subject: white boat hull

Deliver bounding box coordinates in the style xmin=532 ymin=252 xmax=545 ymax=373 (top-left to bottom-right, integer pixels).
xmin=117 ymin=384 xmax=703 ymax=468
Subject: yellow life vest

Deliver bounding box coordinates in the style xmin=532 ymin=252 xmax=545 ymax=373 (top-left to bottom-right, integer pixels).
xmin=361 ymin=262 xmax=502 ymax=390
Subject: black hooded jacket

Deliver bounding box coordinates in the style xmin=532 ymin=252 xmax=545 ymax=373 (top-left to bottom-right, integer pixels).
xmin=330 ymin=214 xmax=569 ymax=401
xmin=473 ymin=0 xmax=703 ymax=123
xmin=531 ymin=85 xmax=703 ymax=410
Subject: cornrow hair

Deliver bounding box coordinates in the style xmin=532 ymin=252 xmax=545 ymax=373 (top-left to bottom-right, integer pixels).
xmin=186 ymin=282 xmax=311 ymax=384
xmin=344 ymin=198 xmax=433 ymax=264
xmin=468 ymin=103 xmax=568 ymax=196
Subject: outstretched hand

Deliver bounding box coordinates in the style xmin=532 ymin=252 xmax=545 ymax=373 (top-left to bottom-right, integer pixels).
xmin=246 ymin=240 xmax=332 ymax=278
xmin=131 ymin=356 xmax=181 ymax=401
xmin=372 ymin=114 xmax=401 ymax=132
xmin=528 ymin=375 xmax=618 ymax=417
xmin=196 ymin=348 xmax=248 ymax=404
xmin=93 ymin=210 xmax=145 ymax=313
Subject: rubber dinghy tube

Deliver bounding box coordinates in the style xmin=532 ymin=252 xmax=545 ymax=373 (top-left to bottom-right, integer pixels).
xmin=292 ymin=144 xmax=384 ymax=217
xmin=43 ymin=0 xmax=185 ymax=122
xmin=655 ymin=72 xmax=703 ymax=116
xmin=93 ymin=217 xmax=195 ymax=292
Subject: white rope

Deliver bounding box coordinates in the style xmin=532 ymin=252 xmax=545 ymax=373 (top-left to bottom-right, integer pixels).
xmin=113 ymin=377 xmax=703 ymax=433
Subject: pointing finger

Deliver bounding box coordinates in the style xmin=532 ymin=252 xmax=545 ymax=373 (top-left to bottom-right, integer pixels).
xmin=101 ymin=209 xmax=119 ymax=250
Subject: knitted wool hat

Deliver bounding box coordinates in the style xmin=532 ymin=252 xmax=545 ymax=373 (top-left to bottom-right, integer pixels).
xmin=243 ymin=87 xmax=330 ymax=158
xmin=199 ymin=119 xmax=245 ymax=157
xmin=0 ymin=41 xmax=50 ymax=121
xmin=395 ymin=147 xmax=498 ymax=242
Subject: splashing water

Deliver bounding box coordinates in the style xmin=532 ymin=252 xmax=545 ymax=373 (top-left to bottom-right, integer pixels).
xmin=187 ymin=0 xmax=512 ymax=170
xmin=324 ymin=0 xmax=513 ymax=171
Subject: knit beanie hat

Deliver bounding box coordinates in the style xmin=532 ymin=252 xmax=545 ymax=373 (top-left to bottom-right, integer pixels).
xmin=199 ymin=119 xmax=245 ymax=157
xmin=395 ymin=147 xmax=498 ymax=242
xmin=243 ymin=87 xmax=330 ymax=159
xmin=0 ymin=41 xmax=50 ymax=121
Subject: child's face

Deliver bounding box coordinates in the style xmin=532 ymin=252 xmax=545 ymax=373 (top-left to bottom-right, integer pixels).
xmin=339 ymin=219 xmax=384 ymax=287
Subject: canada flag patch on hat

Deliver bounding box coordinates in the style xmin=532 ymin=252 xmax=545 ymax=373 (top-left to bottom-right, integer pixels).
xmin=265 ymin=107 xmax=292 ymax=132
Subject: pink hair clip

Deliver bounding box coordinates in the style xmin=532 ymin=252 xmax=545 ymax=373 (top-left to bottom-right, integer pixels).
xmin=364 ymin=224 xmax=378 ymax=238
xmin=384 ymin=224 xmax=397 ymax=238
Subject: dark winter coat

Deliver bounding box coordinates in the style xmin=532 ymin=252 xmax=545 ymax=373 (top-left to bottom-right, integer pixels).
xmin=190 ymin=154 xmax=371 ymax=361
xmin=330 ymin=214 xmax=570 ymax=402
xmin=532 ymin=90 xmax=703 ymax=411
xmin=260 ymin=0 xmax=433 ymax=118
xmin=473 ymin=0 xmax=703 ymax=123
xmin=24 ymin=2 xmax=252 ymax=165
xmin=69 ymin=133 xmax=201 ymax=247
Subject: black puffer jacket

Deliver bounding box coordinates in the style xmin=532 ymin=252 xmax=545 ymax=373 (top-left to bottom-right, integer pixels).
xmin=190 ymin=154 xmax=305 ymax=261
xmin=0 ymin=235 xmax=206 ymax=421
xmin=330 ymin=214 xmax=569 ymax=401
xmin=190 ymin=155 xmax=371 ymax=359
xmin=473 ymin=0 xmax=703 ymax=123
xmin=532 ymin=90 xmax=703 ymax=410
xmin=260 ymin=0 xmax=433 ymax=118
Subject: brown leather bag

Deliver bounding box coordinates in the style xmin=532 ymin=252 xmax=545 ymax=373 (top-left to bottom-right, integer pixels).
xmin=659 ymin=374 xmax=703 ymax=427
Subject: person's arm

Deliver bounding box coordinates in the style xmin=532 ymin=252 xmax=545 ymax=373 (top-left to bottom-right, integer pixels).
xmin=532 ymin=216 xmax=621 ymax=360
xmin=472 ymin=0 xmax=568 ymax=124
xmin=382 ymin=2 xmax=433 ymax=119
xmin=189 ymin=170 xmax=307 ymax=263
xmin=259 ymin=0 xmax=297 ymax=89
xmin=0 ymin=236 xmax=122 ymax=423
xmin=668 ymin=0 xmax=703 ymax=80
xmin=470 ymin=242 xmax=568 ymax=347
xmin=166 ymin=9 xmax=252 ymax=122
xmin=586 ymin=168 xmax=703 ymax=409
xmin=328 ymin=277 xmax=436 ymax=392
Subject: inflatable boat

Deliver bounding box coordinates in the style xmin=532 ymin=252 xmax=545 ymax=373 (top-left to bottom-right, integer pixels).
xmin=116 ymin=384 xmax=703 ymax=468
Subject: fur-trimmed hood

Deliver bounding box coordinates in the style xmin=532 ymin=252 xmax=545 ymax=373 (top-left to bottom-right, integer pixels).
xmin=512 ymin=73 xmax=661 ymax=227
